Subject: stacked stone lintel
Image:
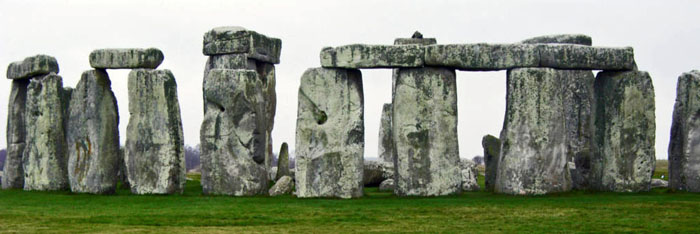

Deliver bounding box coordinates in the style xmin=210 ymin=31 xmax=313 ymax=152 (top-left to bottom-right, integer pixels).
xmin=200 ymin=26 xmax=281 ymax=195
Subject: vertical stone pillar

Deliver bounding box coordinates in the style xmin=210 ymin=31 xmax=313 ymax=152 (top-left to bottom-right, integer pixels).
xmin=295 ymin=68 xmax=364 ymax=199
xmin=200 ymin=69 xmax=268 ymax=195
xmin=23 ymin=73 xmax=69 ymax=191
xmin=378 ymin=103 xmax=393 ymax=163
xmin=393 ymin=67 xmax=460 ymax=196
xmin=2 ymin=79 xmax=29 ymax=189
xmin=125 ymin=69 xmax=185 ymax=194
xmin=669 ymin=70 xmax=700 ymax=192
xmin=482 ymin=134 xmax=500 ymax=192
xmin=66 ymin=70 xmax=120 ymax=194
xmin=592 ymin=70 xmax=655 ymax=192
xmin=496 ymin=68 xmax=571 ymax=195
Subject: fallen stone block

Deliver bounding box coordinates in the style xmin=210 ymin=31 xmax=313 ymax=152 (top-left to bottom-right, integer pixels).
xmin=669 ymin=70 xmax=700 ymax=192
xmin=89 ymin=48 xmax=164 ymax=69
xmin=7 ymin=55 xmax=59 ymax=79
xmin=203 ymin=26 xmax=282 ymax=64
xmin=295 ymin=67 xmax=364 ymax=199
xmin=269 ymin=175 xmax=294 ymax=196
xmin=320 ymin=44 xmax=424 ymax=68
xmin=379 ymin=179 xmax=395 ymax=192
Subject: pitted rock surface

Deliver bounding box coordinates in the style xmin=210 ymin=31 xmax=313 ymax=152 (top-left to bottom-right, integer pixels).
xmin=89 ymin=48 xmax=164 ymax=69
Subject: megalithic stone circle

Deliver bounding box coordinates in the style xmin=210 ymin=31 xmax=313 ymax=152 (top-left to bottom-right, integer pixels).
xmin=295 ymin=67 xmax=364 ymax=199
xmin=125 ymin=69 xmax=185 ymax=194
xmin=669 ymin=70 xmax=700 ymax=192
xmin=66 ymin=70 xmax=120 ymax=194
xmin=200 ymin=69 xmax=268 ymax=196
xmin=393 ymin=67 xmax=461 ymax=196
xmin=23 ymin=73 xmax=69 ymax=191
xmin=592 ymin=70 xmax=655 ymax=192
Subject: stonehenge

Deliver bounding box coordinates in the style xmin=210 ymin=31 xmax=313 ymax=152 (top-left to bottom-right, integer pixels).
xmin=669 ymin=70 xmax=700 ymax=192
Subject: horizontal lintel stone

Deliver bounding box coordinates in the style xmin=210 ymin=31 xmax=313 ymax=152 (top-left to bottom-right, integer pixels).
xmin=89 ymin=48 xmax=164 ymax=69
xmin=7 ymin=55 xmax=59 ymax=79
xmin=202 ymin=26 xmax=282 ymax=64
xmin=320 ymin=44 xmax=425 ymax=69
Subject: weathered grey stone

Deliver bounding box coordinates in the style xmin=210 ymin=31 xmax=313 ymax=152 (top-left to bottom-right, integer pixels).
xmin=23 ymin=73 xmax=69 ymax=191
xmin=269 ymin=167 xmax=277 ymax=182
xmin=203 ymin=26 xmax=282 ymax=64
xmin=125 ymin=69 xmax=185 ymax=194
xmin=379 ymin=179 xmax=395 ymax=192
xmin=521 ymin=34 xmax=592 ymax=46
xmin=6 ymin=55 xmax=59 ymax=79
xmin=424 ymin=44 xmax=540 ymax=71
xmin=269 ymin=175 xmax=294 ymax=196
xmin=669 ymin=70 xmax=700 ymax=192
xmin=2 ymin=79 xmax=29 ymax=189
xmin=651 ymin=179 xmax=668 ymax=189
xmin=320 ymin=45 xmax=424 ymax=68
xmin=363 ymin=160 xmax=388 ymax=186
xmin=393 ymin=67 xmax=460 ymax=196
xmin=460 ymin=159 xmax=480 ymax=192
xmin=117 ymin=147 xmax=129 ymax=189
xmin=200 ymin=69 xmax=268 ymax=196
xmin=66 ymin=70 xmax=120 ymax=194
xmin=394 ymin=38 xmax=437 ymax=46
xmin=295 ymin=67 xmax=364 ymax=199
xmin=496 ymin=68 xmax=572 ymax=195
xmin=378 ymin=103 xmax=393 ymax=163
xmin=425 ymin=44 xmax=635 ymax=71
xmin=538 ymin=44 xmax=635 ymax=70
xmin=482 ymin=135 xmax=500 ymax=192
xmin=89 ymin=48 xmax=164 ymax=69
xmin=276 ymin=142 xmax=290 ymax=181
xmin=61 ymin=87 xmax=73 ymax=133
xmin=592 ymin=70 xmax=655 ymax=192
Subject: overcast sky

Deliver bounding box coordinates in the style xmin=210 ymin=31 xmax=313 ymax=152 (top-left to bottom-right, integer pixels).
xmin=1 ymin=0 xmax=699 ymax=160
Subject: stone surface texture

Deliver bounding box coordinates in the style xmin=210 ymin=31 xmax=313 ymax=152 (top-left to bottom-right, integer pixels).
xmin=23 ymin=74 xmax=69 ymax=191
xmin=2 ymin=79 xmax=29 ymax=189
xmin=203 ymin=26 xmax=282 ymax=64
xmin=538 ymin=44 xmax=635 ymax=70
xmin=126 ymin=69 xmax=185 ymax=194
xmin=269 ymin=175 xmax=294 ymax=196
xmin=592 ymin=71 xmax=655 ymax=192
xmin=378 ymin=103 xmax=393 ymax=163
xmin=668 ymin=70 xmax=700 ymax=192
xmin=295 ymin=68 xmax=364 ymax=199
xmin=379 ymin=179 xmax=395 ymax=192
xmin=460 ymin=159 xmax=480 ymax=192
xmin=200 ymin=69 xmax=268 ymax=196
xmin=66 ymin=70 xmax=120 ymax=194
xmin=7 ymin=55 xmax=59 ymax=80
xmin=496 ymin=68 xmax=572 ymax=195
xmin=521 ymin=34 xmax=593 ymax=46
xmin=320 ymin=44 xmax=424 ymax=68
xmin=89 ymin=48 xmax=164 ymax=69
xmin=363 ymin=161 xmax=388 ymax=186
xmin=393 ymin=67 xmax=461 ymax=196
xmin=276 ymin=142 xmax=291 ymax=181
xmin=482 ymin=135 xmax=500 ymax=192
xmin=651 ymin=178 xmax=669 ymax=189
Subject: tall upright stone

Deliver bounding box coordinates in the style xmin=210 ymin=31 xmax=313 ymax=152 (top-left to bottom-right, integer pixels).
xmin=276 ymin=142 xmax=290 ymax=181
xmin=378 ymin=103 xmax=393 ymax=163
xmin=23 ymin=74 xmax=69 ymax=191
xmin=200 ymin=69 xmax=268 ymax=196
xmin=393 ymin=67 xmax=460 ymax=196
xmin=295 ymin=68 xmax=364 ymax=199
xmin=482 ymin=134 xmax=500 ymax=192
xmin=496 ymin=68 xmax=571 ymax=195
xmin=592 ymin=71 xmax=655 ymax=192
xmin=66 ymin=70 xmax=120 ymax=194
xmin=522 ymin=35 xmax=596 ymax=190
xmin=669 ymin=70 xmax=700 ymax=192
xmin=125 ymin=69 xmax=185 ymax=194
xmin=3 ymin=79 xmax=29 ymax=189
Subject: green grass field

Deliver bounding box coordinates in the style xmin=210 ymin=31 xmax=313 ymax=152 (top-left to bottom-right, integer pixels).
xmin=1 ymin=160 xmax=698 ymax=233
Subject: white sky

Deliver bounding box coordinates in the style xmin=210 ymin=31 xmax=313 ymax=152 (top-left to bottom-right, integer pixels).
xmin=1 ymin=0 xmax=699 ymax=159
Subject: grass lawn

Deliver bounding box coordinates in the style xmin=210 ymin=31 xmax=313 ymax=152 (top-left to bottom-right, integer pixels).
xmin=1 ymin=160 xmax=698 ymax=233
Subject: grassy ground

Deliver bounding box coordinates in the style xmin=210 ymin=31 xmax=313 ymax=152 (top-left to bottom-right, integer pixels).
xmin=1 ymin=160 xmax=698 ymax=233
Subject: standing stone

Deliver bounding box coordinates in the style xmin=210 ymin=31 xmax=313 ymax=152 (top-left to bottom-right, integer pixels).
xmin=89 ymin=48 xmax=164 ymax=69
xmin=126 ymin=69 xmax=185 ymax=194
xmin=2 ymin=79 xmax=29 ymax=189
xmin=200 ymin=69 xmax=268 ymax=196
xmin=23 ymin=74 xmax=69 ymax=191
xmin=496 ymin=68 xmax=571 ymax=195
xmin=379 ymin=179 xmax=395 ymax=192
xmin=460 ymin=159 xmax=480 ymax=192
xmin=276 ymin=142 xmax=290 ymax=181
xmin=66 ymin=70 xmax=120 ymax=194
xmin=592 ymin=71 xmax=655 ymax=192
xmin=6 ymin=55 xmax=59 ymax=80
xmin=295 ymin=68 xmax=364 ymax=199
xmin=668 ymin=71 xmax=700 ymax=192
xmin=482 ymin=134 xmax=500 ymax=192
xmin=523 ymin=36 xmax=596 ymax=190
xmin=378 ymin=103 xmax=393 ymax=163
xmin=393 ymin=67 xmax=460 ymax=196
